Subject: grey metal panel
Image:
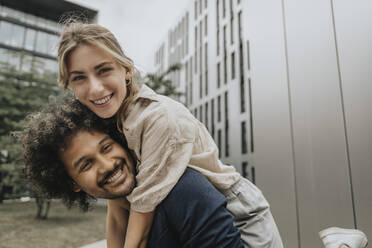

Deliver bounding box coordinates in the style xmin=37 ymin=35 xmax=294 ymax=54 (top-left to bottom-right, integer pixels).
xmin=332 ymin=0 xmax=372 ymax=240
xmin=283 ymin=0 xmax=354 ymax=247
xmin=247 ymin=0 xmax=299 ymax=247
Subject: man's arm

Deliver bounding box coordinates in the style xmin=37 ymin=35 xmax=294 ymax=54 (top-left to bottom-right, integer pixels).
xmin=149 ymin=168 xmax=244 ymax=248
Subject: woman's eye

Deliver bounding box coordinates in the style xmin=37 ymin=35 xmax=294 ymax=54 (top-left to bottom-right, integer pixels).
xmin=98 ymin=67 xmax=112 ymax=75
xmin=72 ymin=75 xmax=85 ymax=82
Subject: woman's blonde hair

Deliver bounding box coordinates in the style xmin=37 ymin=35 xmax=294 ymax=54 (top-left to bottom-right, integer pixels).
xmin=57 ymin=21 xmax=140 ymax=129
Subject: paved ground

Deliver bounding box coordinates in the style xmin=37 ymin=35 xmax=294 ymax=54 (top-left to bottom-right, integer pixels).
xmin=80 ymin=239 xmax=107 ymax=248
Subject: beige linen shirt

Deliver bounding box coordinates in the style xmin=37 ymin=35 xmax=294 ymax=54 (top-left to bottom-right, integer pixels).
xmin=124 ymin=84 xmax=241 ymax=213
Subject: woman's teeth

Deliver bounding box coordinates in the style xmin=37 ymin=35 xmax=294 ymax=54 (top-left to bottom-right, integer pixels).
xmin=93 ymin=94 xmax=112 ymax=105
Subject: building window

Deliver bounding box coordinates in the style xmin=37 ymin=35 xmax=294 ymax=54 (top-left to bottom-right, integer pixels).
xmin=205 ymin=70 xmax=208 ymax=96
xmin=185 ymin=60 xmax=189 ymax=83
xmin=230 ymin=13 xmax=234 ymax=44
xmin=190 ymin=57 xmax=193 ymax=104
xmin=242 ymin=162 xmax=248 ymax=178
xmin=223 ymin=25 xmax=227 ymax=51
xmin=247 ymin=40 xmax=251 ymax=71
xmin=224 ymin=54 xmax=227 ymax=84
xmin=0 ymin=22 xmax=25 ymax=48
xmin=222 ymin=0 xmax=226 ymax=18
xmin=217 ymin=95 xmax=221 ymax=122
xmin=224 ymin=91 xmax=229 ymax=157
xmin=238 ymin=10 xmax=243 ymax=40
xmin=216 ymin=0 xmax=220 ymax=26
xmin=199 ymin=0 xmax=203 ymax=14
xmin=204 ymin=15 xmax=208 ymax=36
xmin=217 ymin=62 xmax=221 ymax=88
xmin=194 ymin=26 xmax=198 ymax=73
xmin=229 ymin=0 xmax=234 ymax=17
xmin=195 ymin=108 xmax=198 ymax=118
xmin=199 ymin=20 xmax=203 ymax=46
xmin=217 ymin=129 xmax=222 ymax=158
xmin=240 ymin=77 xmax=246 ymax=113
xmin=195 ymin=1 xmax=198 ymax=19
xmin=199 ymin=74 xmax=203 ymax=98
xmin=205 ymin=102 xmax=209 ymax=130
xmin=24 ymin=28 xmax=36 ymax=51
xmin=199 ymin=105 xmax=203 ymax=122
xmin=241 ymin=121 xmax=247 ymax=154
xmin=223 ymin=25 xmax=227 ymax=84
xmin=231 ymin=51 xmax=235 ymax=79
xmin=248 ymin=78 xmax=254 ymax=153
xmin=211 ymin=99 xmax=215 ymax=139
xmin=216 ymin=29 xmax=220 ymax=55
xmin=205 ymin=43 xmax=208 ymax=95
xmin=205 ymin=0 xmax=208 ymax=9
xmin=251 ymin=166 xmax=256 ymax=184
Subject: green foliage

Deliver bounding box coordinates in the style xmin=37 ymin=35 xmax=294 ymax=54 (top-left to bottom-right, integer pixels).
xmin=0 ymin=53 xmax=61 ymax=201
xmin=144 ymin=63 xmax=183 ymax=98
xmin=0 ymin=134 xmax=26 ymax=201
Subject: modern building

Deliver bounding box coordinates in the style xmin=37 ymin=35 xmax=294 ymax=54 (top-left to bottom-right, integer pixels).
xmin=154 ymin=1 xmax=372 ymax=247
xmin=0 ymin=0 xmax=97 ymax=76
xmin=153 ymin=0 xmax=253 ymax=181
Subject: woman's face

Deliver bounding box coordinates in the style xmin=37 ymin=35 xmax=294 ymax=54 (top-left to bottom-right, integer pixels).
xmin=67 ymin=44 xmax=130 ymax=118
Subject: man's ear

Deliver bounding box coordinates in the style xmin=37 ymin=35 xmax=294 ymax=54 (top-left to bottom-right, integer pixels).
xmin=71 ymin=181 xmax=81 ymax=192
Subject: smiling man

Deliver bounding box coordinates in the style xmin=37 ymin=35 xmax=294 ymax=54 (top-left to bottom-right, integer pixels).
xmin=19 ymin=94 xmax=243 ymax=248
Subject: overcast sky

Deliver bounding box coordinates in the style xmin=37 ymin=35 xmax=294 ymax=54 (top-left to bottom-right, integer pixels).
xmin=69 ymin=0 xmax=191 ymax=73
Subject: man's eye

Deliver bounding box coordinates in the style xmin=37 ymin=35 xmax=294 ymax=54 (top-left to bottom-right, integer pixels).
xmin=80 ymin=160 xmax=93 ymax=172
xmin=102 ymin=143 xmax=112 ymax=152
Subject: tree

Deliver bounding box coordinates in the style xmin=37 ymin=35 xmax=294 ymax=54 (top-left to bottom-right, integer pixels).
xmin=0 ymin=51 xmax=60 ymax=219
xmin=144 ymin=63 xmax=183 ymax=98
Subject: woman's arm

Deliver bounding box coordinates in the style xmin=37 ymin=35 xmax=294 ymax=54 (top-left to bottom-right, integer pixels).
xmin=126 ymin=106 xmax=197 ymax=213
xmin=106 ymin=199 xmax=130 ymax=248
xmin=123 ymin=210 xmax=155 ymax=248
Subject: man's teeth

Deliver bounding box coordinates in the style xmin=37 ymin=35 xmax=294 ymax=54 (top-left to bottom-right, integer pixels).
xmin=93 ymin=95 xmax=112 ymax=105
xmin=106 ymin=168 xmax=122 ymax=184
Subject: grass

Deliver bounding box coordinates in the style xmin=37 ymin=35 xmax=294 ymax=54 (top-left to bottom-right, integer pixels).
xmin=0 ymin=200 xmax=107 ymax=248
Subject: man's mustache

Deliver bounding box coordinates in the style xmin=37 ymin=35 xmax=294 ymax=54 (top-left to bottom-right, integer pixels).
xmin=97 ymin=159 xmax=125 ymax=187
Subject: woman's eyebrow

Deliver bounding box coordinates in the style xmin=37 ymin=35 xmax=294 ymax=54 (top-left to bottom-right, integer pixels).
xmin=69 ymin=70 xmax=84 ymax=77
xmin=94 ymin=61 xmax=113 ymax=70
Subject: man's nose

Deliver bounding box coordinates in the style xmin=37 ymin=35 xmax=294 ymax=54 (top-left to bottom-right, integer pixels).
xmin=96 ymin=155 xmax=115 ymax=174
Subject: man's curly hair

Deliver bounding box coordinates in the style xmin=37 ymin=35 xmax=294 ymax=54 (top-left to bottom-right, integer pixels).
xmin=18 ymin=94 xmax=129 ymax=211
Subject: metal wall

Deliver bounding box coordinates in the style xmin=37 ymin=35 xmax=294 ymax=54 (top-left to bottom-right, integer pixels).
xmin=248 ymin=0 xmax=372 ymax=247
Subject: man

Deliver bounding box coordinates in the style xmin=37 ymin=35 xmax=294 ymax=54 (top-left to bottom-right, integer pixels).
xmin=19 ymin=95 xmax=243 ymax=248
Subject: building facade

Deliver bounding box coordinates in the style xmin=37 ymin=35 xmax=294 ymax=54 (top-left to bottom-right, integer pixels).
xmin=154 ymin=1 xmax=372 ymax=247
xmin=0 ymin=0 xmax=97 ymax=76
xmin=154 ymin=0 xmax=253 ymax=181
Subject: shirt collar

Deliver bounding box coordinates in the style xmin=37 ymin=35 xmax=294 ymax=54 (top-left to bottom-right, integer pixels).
xmin=134 ymin=84 xmax=159 ymax=102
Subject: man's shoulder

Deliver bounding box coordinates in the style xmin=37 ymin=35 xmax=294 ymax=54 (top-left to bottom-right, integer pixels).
xmin=164 ymin=168 xmax=226 ymax=205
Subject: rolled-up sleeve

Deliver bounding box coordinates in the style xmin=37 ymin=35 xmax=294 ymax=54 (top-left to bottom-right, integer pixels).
xmin=126 ymin=105 xmax=197 ymax=213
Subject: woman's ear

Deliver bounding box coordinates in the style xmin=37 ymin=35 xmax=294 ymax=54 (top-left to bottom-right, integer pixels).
xmin=125 ymin=67 xmax=132 ymax=80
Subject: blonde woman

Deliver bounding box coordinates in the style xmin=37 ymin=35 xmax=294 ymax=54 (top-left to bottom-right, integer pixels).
xmin=57 ymin=21 xmax=283 ymax=248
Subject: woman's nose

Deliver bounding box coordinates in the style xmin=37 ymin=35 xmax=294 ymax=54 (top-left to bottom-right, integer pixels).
xmin=88 ymin=76 xmax=105 ymax=97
